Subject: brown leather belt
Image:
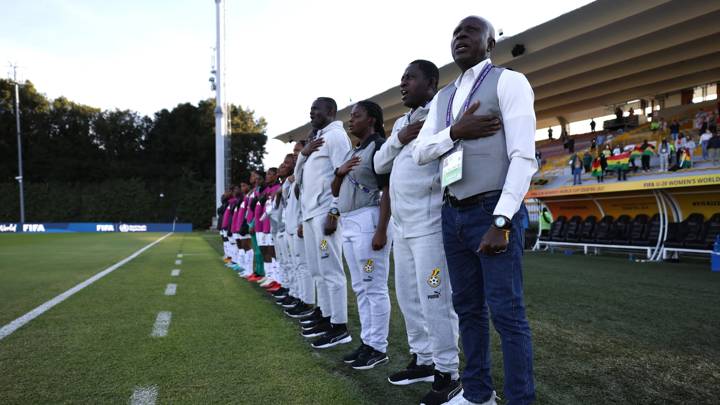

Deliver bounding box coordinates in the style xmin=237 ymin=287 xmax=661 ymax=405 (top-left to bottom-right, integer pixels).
xmin=444 ymin=190 xmax=502 ymax=208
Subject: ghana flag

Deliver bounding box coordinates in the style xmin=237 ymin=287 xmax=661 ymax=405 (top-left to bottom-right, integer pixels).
xmin=591 ymin=158 xmax=603 ymax=177
xmin=606 ymin=151 xmax=630 ymax=171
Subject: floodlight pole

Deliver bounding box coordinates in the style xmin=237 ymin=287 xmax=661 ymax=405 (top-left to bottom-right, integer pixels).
xmin=213 ymin=0 xmax=226 ymax=215
xmin=11 ymin=65 xmax=25 ymax=224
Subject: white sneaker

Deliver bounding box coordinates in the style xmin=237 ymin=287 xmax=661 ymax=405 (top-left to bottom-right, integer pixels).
xmin=446 ymin=390 xmax=498 ymax=405
xmin=259 ymin=278 xmax=274 ymax=287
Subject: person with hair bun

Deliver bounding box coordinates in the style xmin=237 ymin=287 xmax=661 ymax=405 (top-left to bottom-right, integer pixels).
xmin=330 ymin=100 xmax=392 ymax=370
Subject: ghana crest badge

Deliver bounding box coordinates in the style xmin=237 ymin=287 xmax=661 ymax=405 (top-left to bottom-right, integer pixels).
xmin=427 ymin=268 xmax=441 ymax=288
xmin=363 ymin=259 xmax=374 ymax=273
xmin=319 ymin=239 xmax=329 ymax=258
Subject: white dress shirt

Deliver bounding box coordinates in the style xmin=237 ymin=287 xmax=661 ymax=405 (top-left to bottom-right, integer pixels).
xmin=412 ymin=58 xmax=538 ymax=219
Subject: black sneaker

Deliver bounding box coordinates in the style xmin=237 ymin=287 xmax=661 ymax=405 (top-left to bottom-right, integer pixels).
xmin=301 ymin=316 xmax=330 ymax=331
xmin=272 ymin=288 xmax=288 ymax=299
xmin=311 ymin=324 xmax=352 ymax=349
xmin=301 ymin=320 xmax=331 ymax=338
xmin=282 ymin=297 xmax=300 ymax=309
xmin=388 ymin=354 xmax=435 ymax=385
xmin=285 ymin=303 xmax=315 ymax=319
xmin=343 ymin=343 xmax=371 ymax=364
xmin=276 ymin=296 xmax=294 ymax=306
xmin=419 ymin=370 xmax=462 ymax=405
xmin=299 ymin=308 xmax=323 ymax=324
xmin=351 ymin=347 xmax=389 ymax=370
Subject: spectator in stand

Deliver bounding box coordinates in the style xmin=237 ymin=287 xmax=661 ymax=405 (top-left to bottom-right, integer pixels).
xmin=596 ymin=131 xmax=606 ymax=148
xmin=669 ymin=139 xmax=677 ymax=167
xmin=582 ymin=151 xmax=593 ymax=173
xmin=695 ymin=108 xmax=707 ymax=132
xmin=708 ymin=112 xmax=717 ymax=132
xmin=685 ymin=135 xmax=696 ymax=167
xmin=675 ymin=133 xmax=686 ymax=163
xmin=612 ymin=143 xmax=622 ymax=156
xmin=669 ymin=119 xmax=680 ymax=141
xmin=640 ymin=139 xmax=655 ymax=172
xmin=658 ymin=139 xmax=670 ymax=172
xmin=708 ymin=130 xmax=720 ymax=165
xmin=567 ymin=136 xmax=575 ymax=153
xmin=700 ymin=127 xmax=713 ymax=160
xmin=547 ymin=127 xmax=553 ymax=140
xmin=590 ymin=118 xmax=596 ymax=133
xmin=590 ymin=136 xmax=597 ymax=151
xmin=591 ymin=154 xmax=604 ymax=183
xmin=659 ymin=117 xmax=667 ymax=134
xmin=628 ymin=107 xmax=634 ymax=117
xmin=615 ymin=107 xmax=623 ymax=120
xmin=650 ymin=120 xmax=660 ymax=133
xmin=602 ymin=144 xmax=612 ymax=157
xmin=535 ymin=151 xmax=543 ymax=169
xmin=570 ymin=153 xmax=583 ymax=185
xmin=699 ymin=118 xmax=708 ymax=137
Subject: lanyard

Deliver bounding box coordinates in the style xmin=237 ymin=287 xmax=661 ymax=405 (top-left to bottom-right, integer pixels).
xmin=445 ymin=63 xmax=493 ymax=128
xmin=347 ymin=174 xmax=372 ymax=194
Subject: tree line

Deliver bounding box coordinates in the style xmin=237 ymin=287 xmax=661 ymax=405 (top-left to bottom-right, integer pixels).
xmin=0 ymin=79 xmax=267 ymax=228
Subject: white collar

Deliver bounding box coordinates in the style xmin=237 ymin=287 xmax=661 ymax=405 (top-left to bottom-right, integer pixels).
xmin=454 ymin=58 xmax=492 ymax=88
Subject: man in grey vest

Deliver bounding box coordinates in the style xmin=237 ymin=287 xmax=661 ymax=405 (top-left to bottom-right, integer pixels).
xmin=413 ymin=16 xmax=537 ymax=405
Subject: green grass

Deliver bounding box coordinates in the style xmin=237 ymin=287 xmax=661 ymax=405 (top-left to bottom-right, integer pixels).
xmin=1 ymin=232 xmax=719 ymax=404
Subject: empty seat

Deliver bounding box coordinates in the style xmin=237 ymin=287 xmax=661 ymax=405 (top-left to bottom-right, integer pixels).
xmin=548 ymin=216 xmax=567 ymax=241
xmin=636 ymin=214 xmax=661 ymax=246
xmin=561 ymin=216 xmax=583 ymax=242
xmin=681 ymin=213 xmax=707 ymax=248
xmin=610 ymin=215 xmax=632 ymax=244
xmin=593 ymin=215 xmax=615 ymax=244
xmin=627 ymin=214 xmax=649 ymax=245
xmin=666 ymin=213 xmax=705 ymax=248
xmin=684 ymin=213 xmax=720 ymax=250
xmin=576 ymin=215 xmax=597 ymax=243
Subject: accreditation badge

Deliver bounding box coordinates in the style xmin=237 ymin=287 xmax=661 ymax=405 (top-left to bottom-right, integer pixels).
xmin=441 ymin=143 xmax=463 ymax=188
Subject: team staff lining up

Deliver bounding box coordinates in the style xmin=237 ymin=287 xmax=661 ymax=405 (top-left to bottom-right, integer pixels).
xmin=217 ymin=15 xmax=536 ymax=405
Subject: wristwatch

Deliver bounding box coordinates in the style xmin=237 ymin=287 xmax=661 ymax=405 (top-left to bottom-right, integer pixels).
xmin=329 ymin=207 xmax=341 ymax=218
xmin=493 ymin=215 xmax=511 ymax=229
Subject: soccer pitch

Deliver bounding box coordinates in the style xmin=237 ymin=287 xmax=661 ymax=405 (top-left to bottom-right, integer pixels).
xmin=0 ymin=233 xmax=718 ymax=404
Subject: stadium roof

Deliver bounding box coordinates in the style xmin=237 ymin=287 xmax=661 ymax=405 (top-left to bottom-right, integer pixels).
xmin=275 ymin=0 xmax=720 ymax=142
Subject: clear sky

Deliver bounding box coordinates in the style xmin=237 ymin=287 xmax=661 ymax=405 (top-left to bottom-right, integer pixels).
xmin=1 ymin=0 xmax=594 ymax=168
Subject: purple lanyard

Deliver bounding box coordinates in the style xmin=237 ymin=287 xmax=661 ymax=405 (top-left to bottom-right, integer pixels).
xmin=445 ymin=63 xmax=493 ymax=128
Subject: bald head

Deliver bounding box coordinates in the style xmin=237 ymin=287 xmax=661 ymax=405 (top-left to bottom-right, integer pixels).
xmin=451 ymin=16 xmax=496 ymax=72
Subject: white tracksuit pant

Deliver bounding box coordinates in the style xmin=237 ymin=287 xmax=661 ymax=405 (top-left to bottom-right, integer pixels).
xmin=393 ymin=221 xmax=460 ymax=376
xmin=274 ymin=231 xmax=291 ymax=287
xmin=303 ymin=214 xmax=346 ymax=324
xmin=291 ymin=232 xmax=315 ymax=304
xmin=342 ymin=206 xmax=391 ymax=353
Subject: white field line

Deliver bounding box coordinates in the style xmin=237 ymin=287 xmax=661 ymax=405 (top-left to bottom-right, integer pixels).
xmin=164 ymin=283 xmax=177 ymax=296
xmin=150 ymin=311 xmax=172 ymax=337
xmin=171 ymin=269 xmax=180 ymax=277
xmin=130 ymin=385 xmax=158 ymax=405
xmin=175 ymin=259 xmax=182 ymax=265
xmin=177 ymin=253 xmax=183 ymax=258
xmin=0 ymin=233 xmax=173 ymax=342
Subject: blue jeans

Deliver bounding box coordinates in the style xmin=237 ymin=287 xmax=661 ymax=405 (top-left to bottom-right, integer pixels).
xmin=572 ymin=167 xmax=582 ymax=185
xmin=442 ymin=197 xmax=535 ymax=404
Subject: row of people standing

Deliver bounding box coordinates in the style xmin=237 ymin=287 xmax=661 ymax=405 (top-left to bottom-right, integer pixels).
xmin=221 ymin=15 xmax=536 ymax=405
